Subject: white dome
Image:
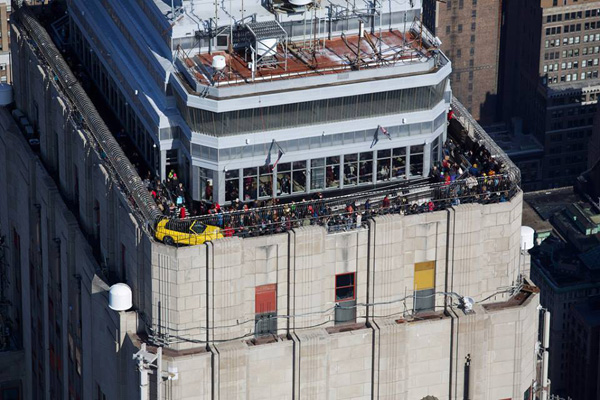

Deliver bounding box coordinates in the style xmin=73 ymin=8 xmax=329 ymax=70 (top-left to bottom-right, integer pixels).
xmin=108 ymin=283 xmax=133 ymax=311
xmin=212 ymin=55 xmax=226 ymax=71
xmin=521 ymin=226 xmax=535 ymax=250
xmin=289 ymin=0 xmax=312 ymax=6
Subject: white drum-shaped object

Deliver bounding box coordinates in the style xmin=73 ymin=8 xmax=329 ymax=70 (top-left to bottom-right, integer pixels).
xmin=0 ymin=84 xmax=13 ymax=106
xmin=289 ymin=0 xmax=312 ymax=5
xmin=108 ymin=283 xmax=133 ymax=311
xmin=521 ymin=226 xmax=535 ymax=250
xmin=257 ymin=38 xmax=278 ymax=57
xmin=212 ymin=55 xmax=226 ymax=71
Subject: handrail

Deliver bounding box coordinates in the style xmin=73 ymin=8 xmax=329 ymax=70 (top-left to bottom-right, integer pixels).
xmin=14 ymin=7 xmax=163 ymax=228
xmin=450 ymin=96 xmax=522 ymax=185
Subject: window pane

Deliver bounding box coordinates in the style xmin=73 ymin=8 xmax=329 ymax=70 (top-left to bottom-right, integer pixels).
xmin=311 ymin=167 xmax=325 ymax=190
xmin=326 ymin=165 xmax=340 ymax=188
xmin=336 ymin=287 xmax=355 ymax=301
xmin=293 ymin=160 xmax=306 ymax=169
xmin=243 ymin=176 xmax=257 ymax=200
xmin=244 ymin=167 xmax=257 ymax=177
xmin=259 ymin=166 xmax=272 ymax=198
xmin=359 ymin=159 xmax=373 ymax=184
xmin=277 ymin=170 xmax=292 ymax=195
xmin=292 ymin=169 xmax=306 ymax=193
xmin=336 ymin=273 xmax=354 ymax=287
xmin=278 ymin=162 xmax=291 ymax=172
xmin=344 ymin=154 xmax=358 ymax=186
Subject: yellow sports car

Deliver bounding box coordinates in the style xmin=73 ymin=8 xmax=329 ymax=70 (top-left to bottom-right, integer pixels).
xmin=155 ymin=219 xmax=223 ymax=245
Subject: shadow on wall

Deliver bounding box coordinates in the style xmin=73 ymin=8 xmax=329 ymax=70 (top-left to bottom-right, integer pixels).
xmin=478 ymin=91 xmax=499 ymax=126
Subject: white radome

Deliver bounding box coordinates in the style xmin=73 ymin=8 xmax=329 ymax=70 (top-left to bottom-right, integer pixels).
xmin=212 ymin=55 xmax=226 ymax=71
xmin=108 ymin=283 xmax=133 ymax=311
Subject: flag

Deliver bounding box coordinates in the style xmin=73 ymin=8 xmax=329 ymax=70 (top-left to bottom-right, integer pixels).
xmin=370 ymin=128 xmax=379 ymax=148
xmin=264 ymin=139 xmax=275 ymax=167
xmin=272 ymin=149 xmax=284 ymax=170
xmin=379 ymin=125 xmax=391 ymax=140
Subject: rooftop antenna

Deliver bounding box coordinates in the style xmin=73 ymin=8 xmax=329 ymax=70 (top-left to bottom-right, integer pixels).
xmin=171 ymin=0 xmax=175 ymax=20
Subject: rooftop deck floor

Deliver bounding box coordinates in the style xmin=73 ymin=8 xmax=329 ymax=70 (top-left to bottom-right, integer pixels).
xmin=184 ymin=30 xmax=432 ymax=87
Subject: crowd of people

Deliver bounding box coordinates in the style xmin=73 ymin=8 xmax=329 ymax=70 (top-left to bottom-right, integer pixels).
xmin=145 ymin=170 xmax=190 ymax=219
xmin=146 ymin=123 xmax=517 ymax=244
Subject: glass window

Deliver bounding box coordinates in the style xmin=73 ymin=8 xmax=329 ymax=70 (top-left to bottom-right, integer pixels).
xmin=431 ymin=137 xmax=440 ymax=164
xmin=310 ymin=158 xmax=325 ymax=190
xmin=377 ymin=149 xmax=392 ymax=181
xmin=410 ymin=145 xmax=424 ymax=176
xmin=326 ymin=156 xmax=340 ymax=189
xmin=277 ymin=162 xmax=291 ymax=196
xmin=335 ymin=273 xmax=355 ymax=301
xmin=259 ymin=165 xmax=273 ymax=198
xmin=344 ymin=154 xmax=358 ymax=186
xmin=243 ymin=167 xmax=258 ymax=200
xmin=292 ymin=161 xmax=306 ymax=193
xmin=225 ymin=169 xmax=239 ymax=202
xmin=359 ymin=152 xmax=373 ymax=184
xmin=392 ymin=147 xmax=406 ymax=179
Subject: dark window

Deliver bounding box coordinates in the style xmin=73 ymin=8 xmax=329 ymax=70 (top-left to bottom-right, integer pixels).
xmin=335 ymin=273 xmax=355 ymax=301
xmin=335 ymin=273 xmax=357 ymax=325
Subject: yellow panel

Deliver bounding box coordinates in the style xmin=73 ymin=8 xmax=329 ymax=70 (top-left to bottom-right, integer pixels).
xmin=414 ymin=261 xmax=435 ymax=290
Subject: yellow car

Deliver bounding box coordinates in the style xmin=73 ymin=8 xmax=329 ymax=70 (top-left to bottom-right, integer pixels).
xmin=155 ymin=219 xmax=223 ymax=246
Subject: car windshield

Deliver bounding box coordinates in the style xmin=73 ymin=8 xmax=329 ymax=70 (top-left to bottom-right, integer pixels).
xmin=190 ymin=222 xmax=207 ymax=235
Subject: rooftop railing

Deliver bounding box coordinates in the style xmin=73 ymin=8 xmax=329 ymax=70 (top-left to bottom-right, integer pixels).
xmin=15 ymin=7 xmax=521 ymax=246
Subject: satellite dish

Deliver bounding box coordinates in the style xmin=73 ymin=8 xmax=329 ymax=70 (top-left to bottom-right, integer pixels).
xmin=108 ymin=283 xmax=133 ymax=311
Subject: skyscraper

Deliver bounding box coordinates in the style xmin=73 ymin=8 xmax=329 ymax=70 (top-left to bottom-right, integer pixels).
xmin=1 ymin=2 xmax=544 ymax=399
xmin=501 ymin=0 xmax=600 ymax=188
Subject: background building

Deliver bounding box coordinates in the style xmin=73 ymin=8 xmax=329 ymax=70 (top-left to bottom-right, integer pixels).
xmin=527 ymin=177 xmax=600 ymax=398
xmin=589 ymin=103 xmax=600 ymax=168
xmin=0 ymin=3 xmax=545 ymax=400
xmin=501 ymin=0 xmax=600 ymax=189
xmin=422 ymin=0 xmax=503 ymax=124
xmin=486 ymin=118 xmax=545 ymax=191
xmin=0 ymin=0 xmax=11 ymax=84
